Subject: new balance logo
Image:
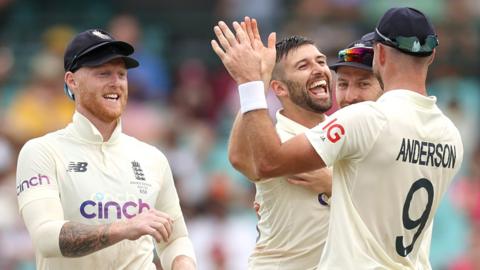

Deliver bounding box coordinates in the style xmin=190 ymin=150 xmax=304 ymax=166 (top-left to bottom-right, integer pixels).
xmin=68 ymin=162 xmax=88 ymax=172
xmin=131 ymin=161 xmax=145 ymax=181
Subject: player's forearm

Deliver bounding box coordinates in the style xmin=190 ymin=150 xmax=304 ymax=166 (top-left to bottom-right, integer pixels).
xmin=243 ymin=108 xmax=325 ymax=178
xmin=228 ymin=112 xmax=259 ymax=180
xmin=172 ymin=255 xmax=196 ymax=270
xmin=59 ymin=221 xmax=124 ymax=257
xmin=243 ymin=109 xmax=284 ymax=178
xmin=159 ymin=236 xmax=196 ymax=270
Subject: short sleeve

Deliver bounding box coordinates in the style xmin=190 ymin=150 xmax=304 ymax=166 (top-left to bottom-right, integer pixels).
xmin=16 ymin=139 xmax=60 ymax=211
xmin=305 ymin=102 xmax=387 ymax=167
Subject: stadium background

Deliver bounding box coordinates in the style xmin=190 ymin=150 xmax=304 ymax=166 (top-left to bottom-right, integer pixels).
xmin=0 ymin=0 xmax=478 ymax=269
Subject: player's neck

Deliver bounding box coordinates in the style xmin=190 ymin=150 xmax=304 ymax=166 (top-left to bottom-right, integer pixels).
xmin=281 ymin=106 xmax=326 ymax=128
xmin=77 ymin=109 xmax=118 ymax=141
xmin=381 ymin=68 xmax=428 ymax=96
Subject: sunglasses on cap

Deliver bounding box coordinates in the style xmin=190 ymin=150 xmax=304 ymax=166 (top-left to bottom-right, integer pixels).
xmin=338 ymin=46 xmax=373 ymax=66
xmin=375 ymin=28 xmax=439 ymax=53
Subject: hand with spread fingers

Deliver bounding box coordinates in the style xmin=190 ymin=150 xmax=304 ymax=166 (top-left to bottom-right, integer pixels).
xmin=240 ymin=17 xmax=276 ymax=87
xmin=211 ymin=19 xmax=275 ymax=85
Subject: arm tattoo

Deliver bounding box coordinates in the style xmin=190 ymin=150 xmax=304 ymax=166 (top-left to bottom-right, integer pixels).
xmin=59 ymin=222 xmax=112 ymax=257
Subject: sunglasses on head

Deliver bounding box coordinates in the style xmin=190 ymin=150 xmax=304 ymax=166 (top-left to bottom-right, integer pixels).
xmin=375 ymin=28 xmax=439 ymax=53
xmin=338 ymin=46 xmax=373 ymax=66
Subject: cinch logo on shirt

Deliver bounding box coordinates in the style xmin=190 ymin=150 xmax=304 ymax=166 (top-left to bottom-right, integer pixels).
xmin=80 ymin=199 xmax=151 ymax=219
xmin=16 ymin=174 xmax=51 ymax=195
xmin=67 ymin=162 xmax=88 ymax=172
xmin=322 ymin=118 xmax=345 ymax=143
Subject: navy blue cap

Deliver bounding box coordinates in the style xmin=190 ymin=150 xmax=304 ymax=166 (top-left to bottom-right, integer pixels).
xmin=63 ymin=29 xmax=139 ymax=100
xmin=373 ymin=7 xmax=438 ymax=56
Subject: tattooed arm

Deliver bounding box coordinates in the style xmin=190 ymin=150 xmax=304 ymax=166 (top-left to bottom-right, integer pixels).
xmin=59 ymin=222 xmax=113 ymax=257
xmin=59 ymin=209 xmax=172 ymax=257
xmin=22 ymin=197 xmax=173 ymax=258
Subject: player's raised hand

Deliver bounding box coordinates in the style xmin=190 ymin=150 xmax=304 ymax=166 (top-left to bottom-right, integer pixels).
xmin=211 ymin=21 xmax=262 ymax=84
xmin=287 ymin=168 xmax=332 ymax=195
xmin=119 ymin=209 xmax=173 ymax=243
xmin=242 ymin=17 xmax=276 ymax=86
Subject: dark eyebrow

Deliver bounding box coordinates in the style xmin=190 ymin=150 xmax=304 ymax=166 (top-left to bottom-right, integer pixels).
xmin=294 ymin=54 xmax=326 ymax=67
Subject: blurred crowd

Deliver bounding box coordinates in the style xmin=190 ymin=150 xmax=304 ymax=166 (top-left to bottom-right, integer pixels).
xmin=0 ymin=0 xmax=478 ymax=269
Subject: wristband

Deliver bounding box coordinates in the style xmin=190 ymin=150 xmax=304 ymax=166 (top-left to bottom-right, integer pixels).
xmin=238 ymin=81 xmax=267 ymax=114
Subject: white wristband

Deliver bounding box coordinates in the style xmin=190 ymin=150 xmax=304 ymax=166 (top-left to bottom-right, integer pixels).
xmin=238 ymin=81 xmax=267 ymax=114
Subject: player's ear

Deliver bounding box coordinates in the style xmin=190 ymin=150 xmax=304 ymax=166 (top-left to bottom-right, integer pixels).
xmin=271 ymin=80 xmax=288 ymax=97
xmin=427 ymin=49 xmax=435 ymax=65
xmin=64 ymin=72 xmax=77 ymax=90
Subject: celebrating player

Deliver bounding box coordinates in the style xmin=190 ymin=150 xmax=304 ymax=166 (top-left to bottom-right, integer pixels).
xmin=16 ymin=29 xmax=196 ymax=270
xmin=212 ymin=7 xmax=463 ymax=269
xmin=225 ymin=18 xmax=332 ymax=269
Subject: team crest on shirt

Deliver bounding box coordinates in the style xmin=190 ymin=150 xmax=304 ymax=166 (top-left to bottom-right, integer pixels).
xmin=130 ymin=161 xmax=151 ymax=194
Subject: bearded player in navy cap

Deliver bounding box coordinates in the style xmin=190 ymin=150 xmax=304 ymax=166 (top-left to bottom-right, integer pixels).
xmin=330 ymin=32 xmax=383 ymax=108
xmin=16 ymin=29 xmax=196 ymax=270
xmin=212 ymin=7 xmax=463 ymax=269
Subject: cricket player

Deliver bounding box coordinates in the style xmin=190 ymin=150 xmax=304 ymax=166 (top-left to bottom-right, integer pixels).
xmin=330 ymin=32 xmax=383 ymax=108
xmin=212 ymin=7 xmax=463 ymax=269
xmin=16 ymin=29 xmax=196 ymax=270
xmin=226 ymin=18 xmax=332 ymax=269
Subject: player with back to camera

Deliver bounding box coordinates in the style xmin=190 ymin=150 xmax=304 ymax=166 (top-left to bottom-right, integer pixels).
xmin=16 ymin=29 xmax=196 ymax=270
xmin=212 ymin=7 xmax=463 ymax=269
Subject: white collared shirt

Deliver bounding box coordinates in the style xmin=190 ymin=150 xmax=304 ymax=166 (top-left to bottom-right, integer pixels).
xmin=248 ymin=110 xmax=330 ymax=270
xmin=306 ymin=90 xmax=463 ymax=269
xmin=16 ymin=112 xmax=191 ymax=270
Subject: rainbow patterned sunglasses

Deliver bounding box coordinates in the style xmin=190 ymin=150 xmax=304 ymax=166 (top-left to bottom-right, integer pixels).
xmin=337 ymin=46 xmax=374 ymax=66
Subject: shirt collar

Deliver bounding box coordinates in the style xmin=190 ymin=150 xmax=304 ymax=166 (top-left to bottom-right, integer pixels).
xmin=275 ymin=109 xmax=310 ymax=135
xmin=378 ymin=89 xmax=437 ymax=108
xmin=67 ymin=111 xmax=122 ymax=144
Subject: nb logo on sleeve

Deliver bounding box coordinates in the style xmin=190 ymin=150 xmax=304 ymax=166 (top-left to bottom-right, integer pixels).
xmin=67 ymin=162 xmax=88 ymax=172
xmin=322 ymin=118 xmax=345 ymax=143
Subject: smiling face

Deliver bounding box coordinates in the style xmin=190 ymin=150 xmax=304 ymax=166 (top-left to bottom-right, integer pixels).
xmin=335 ymin=66 xmax=383 ymax=108
xmin=72 ymin=58 xmax=128 ymax=124
xmin=277 ymin=44 xmax=333 ymax=113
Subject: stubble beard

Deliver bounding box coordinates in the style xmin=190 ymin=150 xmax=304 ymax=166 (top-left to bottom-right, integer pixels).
xmin=284 ymin=79 xmax=332 ymax=113
xmin=81 ymin=92 xmax=126 ymax=123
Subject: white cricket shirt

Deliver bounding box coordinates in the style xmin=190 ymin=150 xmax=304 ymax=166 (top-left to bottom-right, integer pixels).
xmin=249 ymin=110 xmax=330 ymax=270
xmin=305 ymin=90 xmax=463 ymax=269
xmin=16 ymin=112 xmax=192 ymax=270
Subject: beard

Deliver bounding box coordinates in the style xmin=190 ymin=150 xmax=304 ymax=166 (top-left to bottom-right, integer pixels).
xmin=79 ymin=90 xmax=127 ymax=123
xmin=284 ymin=79 xmax=332 ymax=113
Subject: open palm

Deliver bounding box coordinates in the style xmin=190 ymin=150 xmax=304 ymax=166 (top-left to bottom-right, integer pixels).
xmin=241 ymin=17 xmax=276 ymax=87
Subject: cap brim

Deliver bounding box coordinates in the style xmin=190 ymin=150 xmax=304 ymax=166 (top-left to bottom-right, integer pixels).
xmin=329 ymin=61 xmax=372 ymax=72
xmin=81 ymin=53 xmax=139 ymax=69
xmin=74 ymin=41 xmax=139 ymax=70
xmin=83 ymin=40 xmax=134 ymax=57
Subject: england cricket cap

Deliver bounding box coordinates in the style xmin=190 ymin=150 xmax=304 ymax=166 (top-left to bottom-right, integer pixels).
xmin=63 ymin=29 xmax=139 ymax=100
xmin=330 ymin=32 xmax=375 ymax=72
xmin=373 ymin=7 xmax=439 ymax=57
